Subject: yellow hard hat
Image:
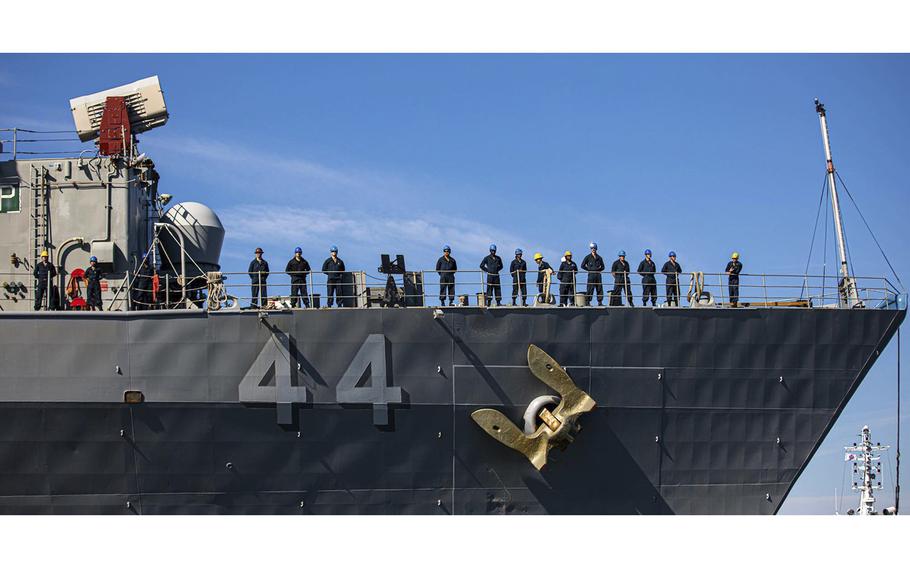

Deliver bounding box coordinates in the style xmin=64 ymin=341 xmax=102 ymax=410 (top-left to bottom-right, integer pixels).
xmin=731 ymin=251 xmax=740 ymax=259
xmin=564 ymin=250 xmax=572 ymax=256
xmin=533 ymin=253 xmax=543 ymax=260
xmin=40 ymin=250 xmax=49 ymax=257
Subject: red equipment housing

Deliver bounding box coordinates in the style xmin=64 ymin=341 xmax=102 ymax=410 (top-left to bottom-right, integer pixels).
xmin=98 ymin=96 xmax=131 ymax=156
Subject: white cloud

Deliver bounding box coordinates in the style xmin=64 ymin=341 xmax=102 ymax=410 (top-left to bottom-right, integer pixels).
xmin=142 ymin=134 xmax=440 ymax=208
xmin=151 ymin=134 xmax=689 ymax=277
xmin=0 ymin=114 xmax=74 ymax=133
xmin=155 ymin=136 xmax=358 ymax=187
xmin=218 ymin=203 xmax=536 ymax=273
xmin=151 ymin=134 xmax=567 ymax=273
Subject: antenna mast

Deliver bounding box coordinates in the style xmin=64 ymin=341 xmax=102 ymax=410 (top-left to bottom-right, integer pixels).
xmin=814 ymin=99 xmax=861 ymax=307
xmin=845 ymin=425 xmax=889 ymax=515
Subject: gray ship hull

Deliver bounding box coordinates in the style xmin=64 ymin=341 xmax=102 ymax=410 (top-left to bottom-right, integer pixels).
xmin=0 ymin=305 xmax=903 ymax=514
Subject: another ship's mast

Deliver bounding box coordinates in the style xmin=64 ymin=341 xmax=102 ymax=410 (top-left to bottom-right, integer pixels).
xmin=815 ymin=99 xmax=861 ymax=307
xmin=846 ymin=425 xmax=889 ymax=515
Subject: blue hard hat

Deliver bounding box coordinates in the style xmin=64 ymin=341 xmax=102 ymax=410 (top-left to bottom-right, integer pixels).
xmin=669 ymin=250 xmax=677 ymax=257
xmin=644 ymin=249 xmax=652 ymax=255
xmin=515 ymin=248 xmax=523 ymax=255
xmin=589 ymin=242 xmax=597 ymax=250
xmin=90 ymin=256 xmax=97 ymax=262
xmin=489 ymin=244 xmax=497 ymax=252
xmin=443 ymin=245 xmax=451 ymax=252
xmin=330 ymin=245 xmax=338 ymax=253
xmin=618 ymin=250 xmax=626 ymax=256
xmin=294 ymin=247 xmax=302 ymax=254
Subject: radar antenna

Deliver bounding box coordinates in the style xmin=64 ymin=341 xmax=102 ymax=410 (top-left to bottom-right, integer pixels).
xmin=814 ymin=99 xmax=861 ymax=308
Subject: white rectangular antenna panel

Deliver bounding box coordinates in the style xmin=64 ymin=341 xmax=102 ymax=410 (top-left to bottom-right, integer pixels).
xmin=70 ymin=76 xmax=168 ymax=142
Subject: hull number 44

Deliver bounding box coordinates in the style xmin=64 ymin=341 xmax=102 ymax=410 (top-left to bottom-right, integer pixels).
xmin=239 ymin=332 xmax=403 ymax=426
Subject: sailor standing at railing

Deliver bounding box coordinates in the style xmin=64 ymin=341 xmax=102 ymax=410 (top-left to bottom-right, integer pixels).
xmin=557 ymin=251 xmax=578 ymax=307
xmin=248 ymin=247 xmax=270 ymax=309
xmin=436 ymin=245 xmax=457 ymax=306
xmin=133 ymin=253 xmax=154 ymax=310
xmin=33 ymin=250 xmax=57 ymax=311
xmin=85 ymin=256 xmax=103 ymax=311
xmin=285 ymin=247 xmax=311 ymax=309
xmin=725 ymin=252 xmax=743 ymax=307
xmin=510 ymin=249 xmax=528 ymax=306
xmin=479 ymin=244 xmax=504 ymax=307
xmin=322 ymin=245 xmax=345 ymax=308
xmin=581 ymin=242 xmax=605 ymax=306
xmin=661 ymin=251 xmax=682 ymax=306
xmin=637 ymin=249 xmax=657 ymax=306
xmin=534 ymin=253 xmax=553 ymax=304
xmin=610 ymin=250 xmax=634 ymax=306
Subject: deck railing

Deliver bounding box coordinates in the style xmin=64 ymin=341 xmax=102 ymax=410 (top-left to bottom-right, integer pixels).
xmin=0 ymin=268 xmax=901 ymax=313
xmin=199 ymin=270 xmax=900 ymax=312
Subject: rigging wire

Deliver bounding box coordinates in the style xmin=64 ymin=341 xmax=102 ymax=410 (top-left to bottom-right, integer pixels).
xmin=835 ymin=170 xmax=904 ymax=290
xmin=2 ymin=128 xmax=75 ymax=134
xmin=5 ymin=138 xmax=80 ymax=143
xmin=823 ymin=183 xmax=830 ymax=300
xmin=802 ymin=173 xmax=830 ymax=300
xmin=843 ymin=210 xmax=857 ymax=287
xmin=898 ymin=326 xmax=902 ymax=514
xmin=2 ymin=151 xmax=87 ymax=156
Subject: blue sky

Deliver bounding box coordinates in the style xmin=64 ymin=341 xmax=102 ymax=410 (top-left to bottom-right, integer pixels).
xmin=0 ymin=54 xmax=907 ymax=513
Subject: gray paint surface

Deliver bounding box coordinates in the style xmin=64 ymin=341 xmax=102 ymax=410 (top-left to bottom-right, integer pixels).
xmin=0 ymin=305 xmax=903 ymax=514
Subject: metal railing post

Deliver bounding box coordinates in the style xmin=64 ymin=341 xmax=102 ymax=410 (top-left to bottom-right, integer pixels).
xmin=421 ymin=270 xmax=427 ymax=306
xmin=125 ymin=274 xmax=132 ymax=311
xmin=307 ymin=271 xmax=313 ymax=308
xmin=762 ymin=274 xmax=768 ymax=305
xmin=479 ymin=271 xmax=484 ymax=307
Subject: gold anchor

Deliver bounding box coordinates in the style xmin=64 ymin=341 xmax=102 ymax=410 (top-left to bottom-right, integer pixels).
xmin=471 ymin=344 xmax=596 ymax=470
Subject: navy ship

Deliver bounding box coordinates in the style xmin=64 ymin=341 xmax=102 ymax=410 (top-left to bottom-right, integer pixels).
xmin=0 ymin=77 xmax=903 ymax=514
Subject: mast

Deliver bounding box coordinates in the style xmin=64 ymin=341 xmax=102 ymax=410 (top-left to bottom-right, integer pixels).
xmin=814 ymin=99 xmax=861 ymax=307
xmin=846 ymin=425 xmax=889 ymax=515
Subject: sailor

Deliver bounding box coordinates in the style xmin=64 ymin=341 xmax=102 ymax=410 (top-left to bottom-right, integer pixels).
xmin=479 ymin=244 xmax=503 ymax=306
xmin=248 ymin=247 xmax=270 ymax=308
xmin=725 ymin=251 xmax=743 ymax=307
xmin=610 ymin=250 xmax=634 ymax=306
xmin=322 ymin=245 xmax=346 ymax=308
xmin=581 ymin=242 xmax=605 ymax=306
xmin=557 ymin=251 xmax=578 ymax=307
xmin=133 ymin=253 xmax=154 ymax=311
xmin=661 ymin=251 xmax=682 ymax=306
xmin=33 ymin=250 xmax=57 ymax=311
xmin=638 ymin=249 xmax=657 ymax=306
xmin=510 ymin=249 xmax=528 ymax=306
xmin=534 ymin=253 xmax=554 ymax=304
xmin=84 ymin=256 xmax=103 ymax=311
xmin=436 ymin=245 xmax=457 ymax=306
xmin=285 ymin=247 xmax=311 ymax=308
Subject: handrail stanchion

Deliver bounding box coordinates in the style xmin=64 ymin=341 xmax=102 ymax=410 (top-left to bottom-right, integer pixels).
xmin=479 ymin=270 xmax=484 ymax=307
xmin=307 ymin=271 xmax=313 ymax=308
xmin=762 ymin=274 xmax=768 ymax=305
xmin=421 ymin=270 xmax=427 ymax=307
